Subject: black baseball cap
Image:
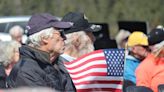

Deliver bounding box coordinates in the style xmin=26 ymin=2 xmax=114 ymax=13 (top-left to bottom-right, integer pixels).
xmin=148 ymin=28 xmax=164 ymax=45
xmin=62 ymin=12 xmax=101 ymax=34
xmin=26 ymin=13 xmax=73 ymax=36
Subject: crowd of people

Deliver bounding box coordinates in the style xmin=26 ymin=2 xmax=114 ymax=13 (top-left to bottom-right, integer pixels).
xmin=0 ymin=12 xmax=163 ymax=92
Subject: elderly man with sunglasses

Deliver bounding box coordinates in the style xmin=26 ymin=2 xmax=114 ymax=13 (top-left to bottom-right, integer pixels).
xmin=7 ymin=13 xmax=72 ymax=91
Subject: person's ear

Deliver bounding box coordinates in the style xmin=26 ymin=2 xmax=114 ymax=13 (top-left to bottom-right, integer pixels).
xmin=41 ymin=36 xmax=49 ymax=44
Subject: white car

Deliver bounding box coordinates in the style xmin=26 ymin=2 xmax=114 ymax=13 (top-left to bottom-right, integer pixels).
xmin=0 ymin=16 xmax=30 ymax=43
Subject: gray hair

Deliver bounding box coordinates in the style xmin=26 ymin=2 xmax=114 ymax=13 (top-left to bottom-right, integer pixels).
xmin=152 ymin=41 xmax=164 ymax=57
xmin=0 ymin=41 xmax=21 ymax=67
xmin=27 ymin=27 xmax=55 ymax=48
xmin=115 ymin=29 xmax=131 ymax=48
xmin=64 ymin=31 xmax=94 ymax=58
xmin=9 ymin=25 xmax=24 ymax=36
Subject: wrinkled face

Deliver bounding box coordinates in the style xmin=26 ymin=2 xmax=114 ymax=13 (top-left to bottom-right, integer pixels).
xmin=14 ymin=35 xmax=22 ymax=43
xmin=13 ymin=49 xmax=20 ymax=63
xmin=132 ymin=45 xmax=149 ymax=60
xmin=47 ymin=29 xmax=65 ymax=55
xmin=11 ymin=48 xmax=20 ymax=64
xmin=12 ymin=32 xmax=23 ymax=43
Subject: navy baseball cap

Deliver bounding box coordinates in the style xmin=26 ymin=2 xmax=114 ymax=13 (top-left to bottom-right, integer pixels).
xmin=148 ymin=28 xmax=164 ymax=45
xmin=26 ymin=13 xmax=73 ymax=36
xmin=62 ymin=12 xmax=101 ymax=34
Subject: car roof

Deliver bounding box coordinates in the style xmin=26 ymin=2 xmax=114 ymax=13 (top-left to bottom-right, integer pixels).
xmin=0 ymin=16 xmax=62 ymax=23
xmin=0 ymin=16 xmax=30 ymax=23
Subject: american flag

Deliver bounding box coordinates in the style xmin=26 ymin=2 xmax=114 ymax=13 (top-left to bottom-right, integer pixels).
xmin=64 ymin=49 xmax=125 ymax=92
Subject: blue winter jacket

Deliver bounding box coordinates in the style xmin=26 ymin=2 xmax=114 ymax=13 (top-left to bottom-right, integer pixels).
xmin=123 ymin=55 xmax=140 ymax=84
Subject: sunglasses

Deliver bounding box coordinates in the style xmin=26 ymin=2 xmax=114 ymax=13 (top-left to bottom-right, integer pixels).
xmin=59 ymin=31 xmax=66 ymax=40
xmin=55 ymin=28 xmax=67 ymax=40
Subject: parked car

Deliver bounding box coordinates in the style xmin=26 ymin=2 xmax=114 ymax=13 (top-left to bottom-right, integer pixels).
xmin=0 ymin=16 xmax=30 ymax=43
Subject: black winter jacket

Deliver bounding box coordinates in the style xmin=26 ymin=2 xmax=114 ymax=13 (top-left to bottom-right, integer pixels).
xmin=7 ymin=45 xmax=64 ymax=91
xmin=54 ymin=56 xmax=76 ymax=92
xmin=0 ymin=64 xmax=7 ymax=89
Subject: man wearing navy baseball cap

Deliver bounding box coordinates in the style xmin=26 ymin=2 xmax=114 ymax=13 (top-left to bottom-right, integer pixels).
xmin=7 ymin=13 xmax=73 ymax=91
xmin=53 ymin=12 xmax=102 ymax=92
